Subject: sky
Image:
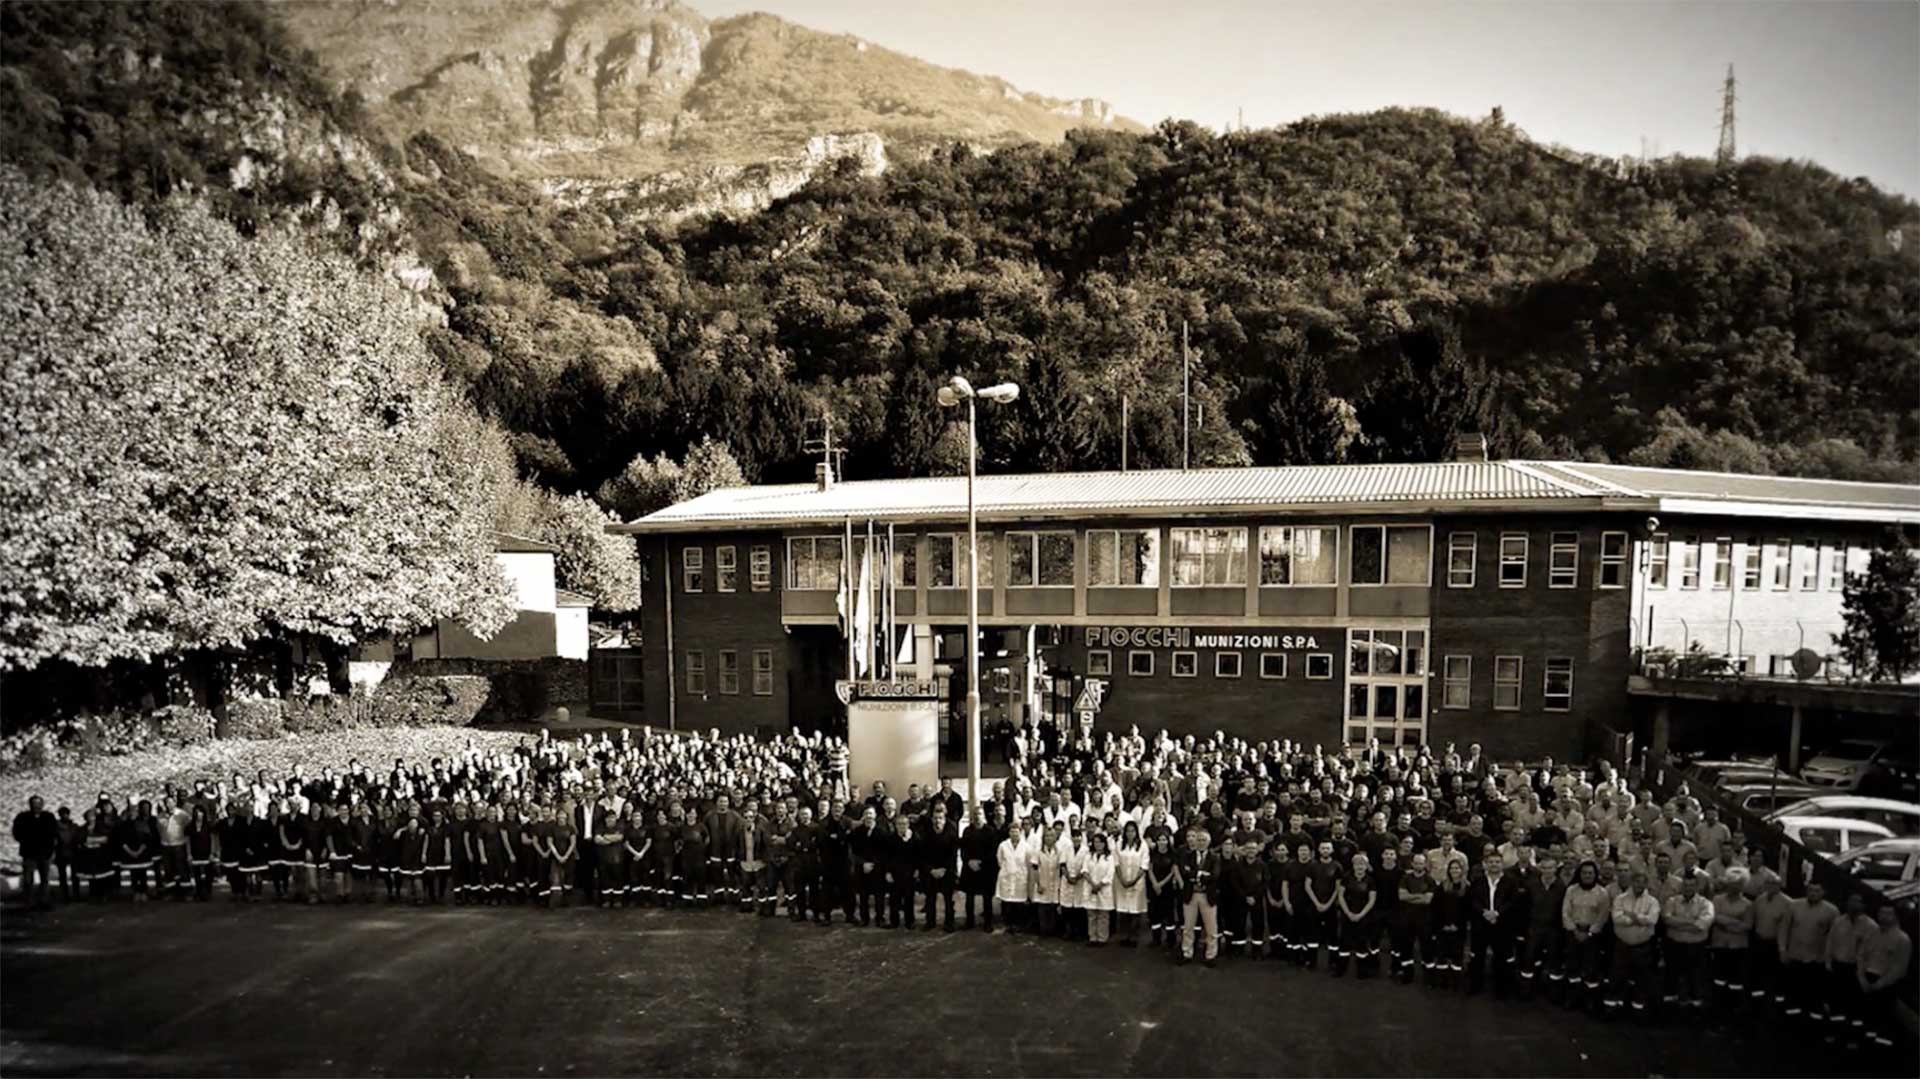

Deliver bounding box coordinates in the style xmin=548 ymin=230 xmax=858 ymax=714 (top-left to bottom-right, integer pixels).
xmin=685 ymin=0 xmax=1920 ymax=197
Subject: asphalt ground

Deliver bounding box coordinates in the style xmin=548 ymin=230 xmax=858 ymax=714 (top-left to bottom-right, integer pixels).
xmin=0 ymin=897 xmax=1906 ymax=1078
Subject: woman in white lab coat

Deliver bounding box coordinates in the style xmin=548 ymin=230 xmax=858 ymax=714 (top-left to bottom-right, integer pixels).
xmin=1060 ymin=826 xmax=1090 ymax=941
xmin=1030 ymin=822 xmax=1064 ymax=936
xmin=1083 ymin=830 xmax=1117 ymax=946
xmin=995 ymin=820 xmax=1030 ymax=933
xmin=1113 ymin=819 xmax=1148 ymax=947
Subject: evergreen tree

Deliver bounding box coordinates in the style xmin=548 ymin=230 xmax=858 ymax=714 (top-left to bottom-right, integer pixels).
xmin=1832 ymin=533 xmax=1920 ymax=682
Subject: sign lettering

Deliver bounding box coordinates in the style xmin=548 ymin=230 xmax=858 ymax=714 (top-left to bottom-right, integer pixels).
xmin=835 ymin=679 xmax=944 ymax=706
xmin=1084 ymin=627 xmax=1321 ymax=651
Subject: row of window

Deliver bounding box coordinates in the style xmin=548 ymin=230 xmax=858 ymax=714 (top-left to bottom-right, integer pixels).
xmin=1439 ymin=655 xmax=1574 ymax=712
xmin=683 ymin=649 xmax=775 ymax=696
xmin=683 ymin=528 xmax=1637 ymax=594
xmin=1645 ymin=534 xmax=1861 ymax=592
xmin=1088 ymin=648 xmax=1338 ymax=680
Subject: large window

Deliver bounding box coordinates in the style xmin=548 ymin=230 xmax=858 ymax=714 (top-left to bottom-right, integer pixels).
xmin=685 ymin=651 xmax=706 ymax=695
xmin=1678 ymin=536 xmax=1701 ymax=590
xmin=682 ymin=548 xmax=705 ymax=593
xmin=751 ymin=649 xmax=774 ymax=696
xmin=1493 ymin=655 xmax=1522 ymax=711
xmin=1821 ymin=545 xmax=1843 ymax=591
xmin=1008 ymin=531 xmax=1075 ymax=587
xmin=1499 ymin=533 xmax=1529 ymax=588
xmin=1598 ymin=531 xmax=1627 ymax=589
xmin=1710 ymin=536 xmax=1732 ymax=590
xmin=1304 ymin=653 xmax=1333 ymax=680
xmin=891 ymin=536 xmax=917 ymax=588
xmin=1769 ymin=538 xmax=1791 ymax=590
xmin=929 ymin=534 xmax=995 ymax=588
xmin=1740 ymin=539 xmax=1762 ymax=590
xmin=1171 ymin=527 xmax=1247 ymax=587
xmin=1648 ymin=533 xmax=1669 ymax=588
xmin=1549 ymin=531 xmax=1579 ymax=589
xmin=1259 ymin=653 xmax=1287 ymax=679
xmin=715 ymin=546 xmax=737 ymax=593
xmin=1171 ymin=651 xmax=1198 ymax=678
xmin=1215 ymin=653 xmax=1242 ymax=678
xmin=717 ymin=650 xmax=740 ymax=695
xmin=1350 ymin=525 xmax=1432 ymax=586
xmin=1127 ymin=651 xmax=1154 ymax=676
xmin=1793 ymin=539 xmax=1817 ymax=591
xmin=1258 ymin=525 xmax=1339 ymax=586
xmin=1087 ymin=650 xmax=1112 ymax=676
xmin=750 ymin=546 xmax=771 ymax=591
xmin=1544 ymin=657 xmax=1574 ymax=712
xmin=1447 ymin=532 xmax=1477 ymax=588
xmin=786 ymin=536 xmax=844 ymax=591
xmin=1442 ymin=656 xmax=1471 ymax=709
xmin=1088 ymin=529 xmax=1160 ymax=587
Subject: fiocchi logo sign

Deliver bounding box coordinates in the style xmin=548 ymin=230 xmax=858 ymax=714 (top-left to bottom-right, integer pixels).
xmin=1083 ymin=627 xmax=1323 ymax=651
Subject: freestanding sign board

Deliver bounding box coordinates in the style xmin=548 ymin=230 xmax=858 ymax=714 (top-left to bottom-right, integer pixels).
xmin=838 ymin=680 xmax=944 ymax=799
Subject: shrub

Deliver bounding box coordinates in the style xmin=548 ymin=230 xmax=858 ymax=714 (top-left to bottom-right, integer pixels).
xmin=222 ymin=697 xmax=285 ymax=740
xmin=150 ymin=704 xmax=215 ymax=746
xmin=368 ymin=675 xmax=489 ymax=727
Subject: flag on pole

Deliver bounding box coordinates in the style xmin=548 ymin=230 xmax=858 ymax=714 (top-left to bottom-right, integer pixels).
xmin=853 ymin=531 xmax=874 ymax=678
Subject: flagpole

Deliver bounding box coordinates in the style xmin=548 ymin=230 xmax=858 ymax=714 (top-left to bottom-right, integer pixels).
xmin=886 ymin=523 xmax=897 ymax=682
xmin=844 ymin=515 xmax=855 ymax=683
xmin=865 ymin=518 xmax=876 ymax=679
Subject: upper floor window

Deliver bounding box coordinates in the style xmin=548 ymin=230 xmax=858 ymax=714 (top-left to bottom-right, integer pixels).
xmin=1740 ymin=539 xmax=1762 ymax=590
xmin=1447 ymin=532 xmax=1476 ymax=588
xmin=682 ymin=547 xmax=705 ymax=593
xmin=785 ymin=536 xmax=843 ymax=591
xmin=1499 ymin=533 xmax=1528 ymax=588
xmin=1598 ymin=531 xmax=1627 ymax=589
xmin=1648 ymin=533 xmax=1669 ymax=588
xmin=891 ymin=536 xmax=917 ymax=588
xmin=1549 ymin=531 xmax=1579 ymax=589
xmin=1710 ymin=536 xmax=1732 ymax=590
xmin=1007 ymin=531 xmax=1075 ymax=587
xmin=1350 ymin=524 xmax=1431 ymax=586
xmin=1170 ymin=527 xmax=1247 ymax=587
xmin=749 ymin=546 xmax=772 ymax=591
xmin=1259 ymin=526 xmax=1338 ymax=586
xmin=1793 ymin=540 xmax=1817 ymax=591
xmin=1821 ymin=545 xmax=1844 ymax=591
xmin=929 ymin=534 xmax=995 ymax=589
xmin=1088 ymin=528 xmax=1160 ymax=587
xmin=1677 ymin=536 xmax=1701 ymax=590
xmin=715 ymin=546 xmax=737 ymax=593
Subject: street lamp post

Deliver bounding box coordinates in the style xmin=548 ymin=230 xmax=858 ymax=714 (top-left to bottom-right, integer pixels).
xmin=936 ymin=376 xmax=1019 ymax=812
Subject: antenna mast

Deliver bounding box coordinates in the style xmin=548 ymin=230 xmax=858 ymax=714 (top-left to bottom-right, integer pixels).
xmin=1716 ymin=64 xmax=1737 ymax=168
xmin=803 ymin=409 xmax=845 ymax=478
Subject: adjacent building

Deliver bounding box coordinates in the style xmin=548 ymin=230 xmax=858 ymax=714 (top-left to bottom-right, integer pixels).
xmin=608 ymin=447 xmax=1918 ymax=759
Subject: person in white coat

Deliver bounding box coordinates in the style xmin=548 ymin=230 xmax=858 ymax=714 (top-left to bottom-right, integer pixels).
xmin=1031 ymin=822 xmax=1064 ymax=936
xmin=1061 ymin=828 xmax=1091 ymax=941
xmin=1084 ymin=831 xmax=1118 ymax=946
xmin=1113 ymin=820 xmax=1148 ymax=947
xmin=995 ymin=820 xmax=1030 ymax=933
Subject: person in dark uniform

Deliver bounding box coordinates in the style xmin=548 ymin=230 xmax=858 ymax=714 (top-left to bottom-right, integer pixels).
xmin=547 ymin=803 xmax=579 ymax=908
xmin=1148 ymin=830 xmax=1181 ymax=952
xmin=786 ymin=806 xmax=817 ymax=923
xmin=919 ymin=803 xmax=959 ymax=931
xmin=1468 ymin=851 xmax=1523 ymax=998
xmin=246 ymin=803 xmax=277 ymax=903
xmin=620 ymin=805 xmax=649 ymax=908
xmin=650 ymin=807 xmax=679 ymax=908
xmin=599 ymin=803 xmax=629 ymax=908
xmin=112 ymin=801 xmax=156 ymax=902
xmin=960 ymin=804 xmax=998 ymax=932
xmin=397 ymin=814 xmax=428 ymax=905
xmin=324 ymin=803 xmax=355 ymax=904
xmin=703 ymin=794 xmax=746 ymax=910
xmin=677 ymin=804 xmax=709 ymax=907
xmin=271 ymin=802 xmax=302 ymax=900
xmin=1338 ymin=852 xmax=1380 ymax=978
xmin=1304 ymin=841 xmax=1342 ymax=972
xmin=849 ymin=806 xmax=885 ymax=927
xmin=186 ymin=805 xmax=219 ymax=902
xmin=882 ymin=813 xmax=917 ymax=929
xmin=300 ymin=802 xmax=327 ymax=905
xmin=1430 ymin=858 xmax=1470 ymax=990
xmin=425 ymin=807 xmax=455 ymax=904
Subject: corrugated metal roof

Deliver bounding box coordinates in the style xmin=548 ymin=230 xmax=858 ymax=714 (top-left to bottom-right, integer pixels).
xmin=494 ymin=531 xmax=560 ymax=554
xmin=1542 ymin=462 xmax=1920 ymax=514
xmin=616 ymin=461 xmax=1630 ymax=532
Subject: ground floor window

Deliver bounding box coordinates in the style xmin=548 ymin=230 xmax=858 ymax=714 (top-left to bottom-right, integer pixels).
xmin=1171 ymin=650 xmax=1198 ymax=677
xmin=685 ymin=651 xmax=706 ymax=696
xmin=1087 ymin=649 xmax=1112 ymax=676
xmin=1493 ymin=655 xmax=1522 ymax=710
xmin=1259 ymin=652 xmax=1286 ymax=679
xmin=1544 ymin=657 xmax=1573 ymax=711
xmin=751 ymin=649 xmax=773 ymax=696
xmin=1127 ymin=650 xmax=1154 ymax=676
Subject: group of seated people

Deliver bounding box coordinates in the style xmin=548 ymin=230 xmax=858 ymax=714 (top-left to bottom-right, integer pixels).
xmin=9 ymin=723 xmax=1913 ymax=1060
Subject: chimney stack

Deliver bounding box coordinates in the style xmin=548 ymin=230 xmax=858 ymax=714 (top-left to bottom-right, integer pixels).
xmin=815 ymin=460 xmax=835 ymax=491
xmin=1452 ymin=433 xmax=1488 ymax=463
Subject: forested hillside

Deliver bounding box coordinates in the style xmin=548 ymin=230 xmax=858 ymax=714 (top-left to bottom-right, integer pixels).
xmin=4 ymin=0 xmax=1916 ymax=516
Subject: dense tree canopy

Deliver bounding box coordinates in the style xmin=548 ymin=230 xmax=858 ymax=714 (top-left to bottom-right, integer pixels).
xmin=0 ymin=168 xmax=516 ymax=671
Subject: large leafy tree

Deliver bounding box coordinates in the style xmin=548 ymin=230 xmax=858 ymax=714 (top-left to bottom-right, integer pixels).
xmin=1832 ymin=533 xmax=1920 ymax=683
xmin=0 ymin=168 xmax=515 ymax=671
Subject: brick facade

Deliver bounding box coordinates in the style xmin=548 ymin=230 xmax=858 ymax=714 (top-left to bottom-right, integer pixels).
xmin=639 ymin=530 xmax=795 ymax=737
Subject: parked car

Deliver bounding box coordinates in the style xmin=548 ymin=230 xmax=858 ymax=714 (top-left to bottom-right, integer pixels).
xmin=1800 ymin=739 xmax=1896 ymax=791
xmin=1720 ymin=782 xmax=1829 ymax=817
xmin=1774 ymin=815 xmax=1896 ymax=858
xmin=1888 ymin=878 xmax=1920 ymax=914
xmin=1707 ymin=765 xmax=1801 ymax=790
xmin=1764 ymin=797 xmax=1920 ymax=836
xmin=1831 ymin=838 xmax=1920 ymax=893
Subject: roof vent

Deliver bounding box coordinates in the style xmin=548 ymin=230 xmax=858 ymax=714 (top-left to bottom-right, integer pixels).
xmin=815 ymin=461 xmax=835 ymax=492
xmin=1451 ymin=433 xmax=1488 ymax=463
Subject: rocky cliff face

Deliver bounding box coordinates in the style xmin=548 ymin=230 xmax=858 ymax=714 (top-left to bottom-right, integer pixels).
xmin=279 ymin=0 xmax=1139 ymax=198
xmin=540 ymin=130 xmax=887 ymax=226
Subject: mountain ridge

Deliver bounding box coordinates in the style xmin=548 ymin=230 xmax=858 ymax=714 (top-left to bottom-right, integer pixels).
xmin=278 ymin=0 xmax=1142 ymax=182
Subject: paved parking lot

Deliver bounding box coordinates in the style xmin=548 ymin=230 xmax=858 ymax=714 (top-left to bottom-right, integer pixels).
xmin=0 ymin=900 xmax=1903 ymax=1077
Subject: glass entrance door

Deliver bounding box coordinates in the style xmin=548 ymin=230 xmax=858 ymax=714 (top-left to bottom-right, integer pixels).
xmin=1343 ymin=627 xmax=1428 ymax=747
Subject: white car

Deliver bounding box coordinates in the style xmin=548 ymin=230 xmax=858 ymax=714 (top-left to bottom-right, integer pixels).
xmin=1774 ymin=815 xmax=1895 ymax=858
xmin=1831 ymin=838 xmax=1920 ymax=893
xmin=1764 ymin=796 xmax=1920 ymax=836
xmin=1799 ymin=739 xmax=1896 ymax=791
xmin=1721 ymin=782 xmax=1829 ymax=816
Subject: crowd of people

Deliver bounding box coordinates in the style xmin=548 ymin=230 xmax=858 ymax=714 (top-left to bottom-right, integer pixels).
xmin=10 ymin=722 xmax=1913 ymax=1061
